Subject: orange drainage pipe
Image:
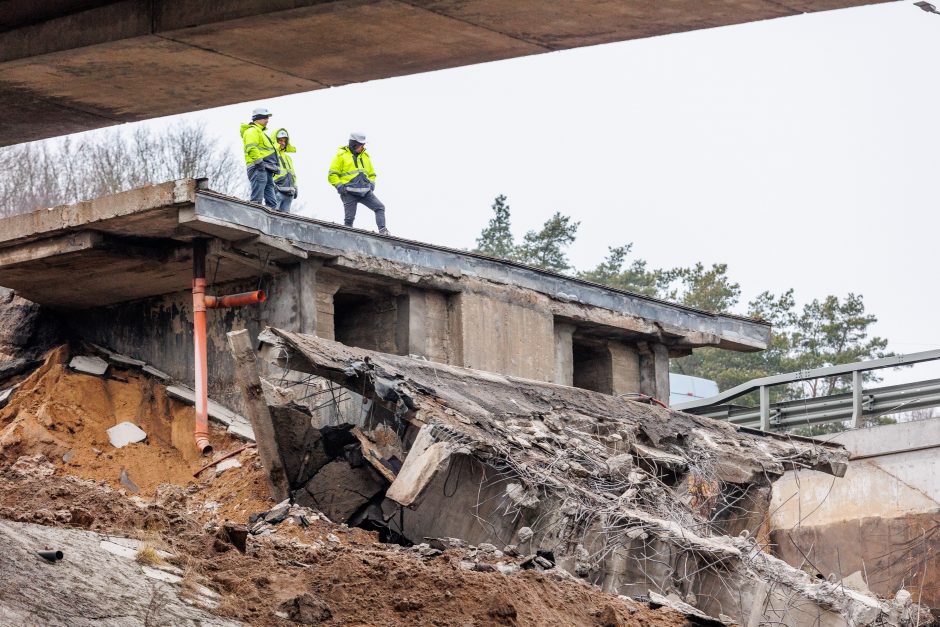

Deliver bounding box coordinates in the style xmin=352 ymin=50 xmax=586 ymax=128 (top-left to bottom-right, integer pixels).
xmin=205 ymin=290 xmax=266 ymax=309
xmin=192 ymin=239 xmax=212 ymax=456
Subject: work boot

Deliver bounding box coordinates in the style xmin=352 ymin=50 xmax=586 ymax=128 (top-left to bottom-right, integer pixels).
xmin=379 ymin=227 xmax=390 ymax=236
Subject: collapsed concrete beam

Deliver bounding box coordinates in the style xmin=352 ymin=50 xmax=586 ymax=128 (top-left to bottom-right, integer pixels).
xmin=252 ymin=328 xmax=926 ymax=626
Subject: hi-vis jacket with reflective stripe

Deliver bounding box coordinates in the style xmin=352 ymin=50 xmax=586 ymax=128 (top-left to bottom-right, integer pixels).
xmin=327 ymin=146 xmax=376 ymax=193
xmin=271 ymin=127 xmax=297 ymax=192
xmin=240 ymin=123 xmax=278 ymax=170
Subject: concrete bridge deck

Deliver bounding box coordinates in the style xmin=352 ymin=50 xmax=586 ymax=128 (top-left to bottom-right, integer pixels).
xmin=0 ymin=179 xmax=770 ymax=353
xmin=0 ymin=0 xmax=891 ymax=146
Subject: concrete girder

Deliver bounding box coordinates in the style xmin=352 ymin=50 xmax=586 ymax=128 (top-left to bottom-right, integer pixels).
xmin=0 ymin=0 xmax=893 ymax=146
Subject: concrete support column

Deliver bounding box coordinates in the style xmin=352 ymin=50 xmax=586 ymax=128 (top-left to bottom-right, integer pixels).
xmin=553 ymin=323 xmax=576 ymax=386
xmin=639 ymin=342 xmax=670 ymax=402
xmin=399 ymin=288 xmax=454 ymax=363
xmin=315 ymin=277 xmax=340 ymax=340
xmin=296 ymin=260 xmax=321 ymax=335
xmin=609 ymin=341 xmax=640 ymax=395
xmin=397 ymin=291 xmax=419 ymax=356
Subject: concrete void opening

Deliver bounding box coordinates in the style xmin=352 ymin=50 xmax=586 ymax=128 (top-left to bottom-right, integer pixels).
xmin=332 ymin=290 xmax=405 ymax=355
xmin=572 ymin=339 xmax=613 ymax=395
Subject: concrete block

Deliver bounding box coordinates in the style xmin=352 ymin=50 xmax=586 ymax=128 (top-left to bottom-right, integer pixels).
xmin=215 ymin=458 xmax=242 ymax=476
xmin=107 ymin=422 xmax=147 ymax=448
xmin=69 ymin=355 xmax=108 ymax=376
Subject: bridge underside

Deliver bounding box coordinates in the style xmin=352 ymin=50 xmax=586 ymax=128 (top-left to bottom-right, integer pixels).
xmin=0 ymin=0 xmax=890 ymax=147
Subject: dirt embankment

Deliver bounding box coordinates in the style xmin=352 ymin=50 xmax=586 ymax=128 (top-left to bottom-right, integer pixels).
xmin=0 ymin=347 xmax=691 ymax=626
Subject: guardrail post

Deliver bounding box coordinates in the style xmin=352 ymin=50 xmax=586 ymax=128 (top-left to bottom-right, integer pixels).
xmin=760 ymin=385 xmax=770 ymax=431
xmin=851 ymin=370 xmax=863 ymax=428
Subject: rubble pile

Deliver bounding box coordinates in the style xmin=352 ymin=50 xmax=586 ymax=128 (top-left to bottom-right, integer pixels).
xmin=259 ymin=328 xmax=936 ymax=627
xmin=0 ymin=345 xmax=693 ymax=624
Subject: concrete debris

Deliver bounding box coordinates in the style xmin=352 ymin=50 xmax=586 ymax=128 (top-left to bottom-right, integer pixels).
xmin=648 ymin=591 xmax=728 ymax=626
xmin=118 ymin=468 xmax=140 ymax=494
xmin=844 ymin=570 xmax=872 ymax=594
xmin=214 ymin=458 xmax=242 ymax=476
xmin=141 ymin=364 xmax=171 ymax=382
xmin=505 ymin=482 xmax=540 ymax=509
xmin=298 ymin=459 xmax=385 ymax=522
xmin=249 ymin=500 xmax=325 ymax=536
xmin=10 ymin=454 xmax=55 ymax=478
xmin=68 ymin=355 xmax=109 ymax=376
xmin=0 ymin=387 xmax=12 ymax=409
xmin=106 ymin=421 xmax=147 ymax=448
xmin=255 ymin=329 xmax=932 ymax=627
xmin=89 ymin=344 xmax=147 ymax=368
xmin=166 ymin=384 xmax=255 ymax=442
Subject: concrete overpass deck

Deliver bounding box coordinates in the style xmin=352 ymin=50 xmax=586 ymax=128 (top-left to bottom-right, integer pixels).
xmin=0 ymin=0 xmax=892 ymax=146
xmin=0 ymin=179 xmax=770 ymax=353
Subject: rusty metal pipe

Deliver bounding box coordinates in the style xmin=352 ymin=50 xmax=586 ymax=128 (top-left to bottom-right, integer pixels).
xmin=192 ymin=240 xmax=213 ymax=456
xmin=205 ymin=290 xmax=266 ymax=309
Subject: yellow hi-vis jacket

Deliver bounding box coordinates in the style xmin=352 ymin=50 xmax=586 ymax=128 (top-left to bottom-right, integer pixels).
xmin=271 ymin=128 xmax=297 ymax=193
xmin=240 ymin=122 xmax=278 ymax=170
xmin=327 ymin=146 xmax=376 ymax=194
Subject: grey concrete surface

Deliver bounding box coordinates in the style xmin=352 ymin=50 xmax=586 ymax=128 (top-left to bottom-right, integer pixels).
xmin=0 ymin=0 xmax=891 ymax=146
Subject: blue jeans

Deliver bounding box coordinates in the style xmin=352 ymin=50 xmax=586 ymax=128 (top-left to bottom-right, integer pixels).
xmin=275 ymin=190 xmax=293 ymax=213
xmin=248 ymin=166 xmax=277 ymax=208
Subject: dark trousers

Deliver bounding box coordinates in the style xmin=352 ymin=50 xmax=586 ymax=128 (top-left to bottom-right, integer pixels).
xmin=342 ymin=191 xmax=386 ymax=229
xmin=248 ymin=166 xmax=277 ymax=208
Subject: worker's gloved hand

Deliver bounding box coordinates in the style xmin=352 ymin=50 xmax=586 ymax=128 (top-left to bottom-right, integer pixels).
xmin=336 ymin=184 xmax=346 ymax=195
xmin=293 ymin=187 xmax=299 ymax=199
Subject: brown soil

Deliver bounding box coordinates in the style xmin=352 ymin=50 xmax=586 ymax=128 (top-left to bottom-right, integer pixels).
xmin=0 ymin=346 xmax=690 ymax=626
xmin=0 ymin=345 xmax=252 ymax=497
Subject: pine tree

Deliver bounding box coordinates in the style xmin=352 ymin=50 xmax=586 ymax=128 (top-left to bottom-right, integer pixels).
xmin=515 ymin=212 xmax=579 ymax=273
xmin=474 ymin=194 xmax=516 ymax=260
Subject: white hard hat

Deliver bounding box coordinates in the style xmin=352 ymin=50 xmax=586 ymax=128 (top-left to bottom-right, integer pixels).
xmin=252 ymin=107 xmax=273 ymax=119
xmin=275 ymin=129 xmax=289 ymax=139
xmin=349 ymin=132 xmax=367 ymax=144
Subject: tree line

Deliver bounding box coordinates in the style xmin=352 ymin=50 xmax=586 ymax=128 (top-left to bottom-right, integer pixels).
xmin=474 ymin=194 xmax=892 ymax=430
xmin=0 ymin=121 xmax=245 ymax=218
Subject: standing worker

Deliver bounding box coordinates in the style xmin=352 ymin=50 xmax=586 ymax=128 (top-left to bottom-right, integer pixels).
xmin=272 ymin=128 xmax=297 ymax=213
xmin=327 ymin=132 xmax=388 ymax=235
xmin=240 ymin=108 xmax=279 ymax=208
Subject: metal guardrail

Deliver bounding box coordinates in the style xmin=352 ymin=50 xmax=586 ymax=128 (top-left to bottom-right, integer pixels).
xmin=674 ymin=349 xmax=940 ymax=431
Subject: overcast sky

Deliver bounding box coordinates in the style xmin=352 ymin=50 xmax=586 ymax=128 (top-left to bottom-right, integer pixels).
xmin=71 ymin=0 xmax=940 ymax=385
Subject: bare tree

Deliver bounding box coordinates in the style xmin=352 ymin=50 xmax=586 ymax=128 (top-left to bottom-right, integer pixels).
xmin=0 ymin=120 xmax=247 ymax=218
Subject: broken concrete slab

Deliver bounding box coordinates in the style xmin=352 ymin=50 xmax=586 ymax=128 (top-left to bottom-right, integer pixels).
xmin=106 ymin=422 xmax=147 ymax=449
xmin=299 ymin=459 xmax=386 ymax=523
xmin=269 ymin=403 xmax=329 ymax=486
xmin=256 ymin=329 xmax=932 ymax=626
xmin=352 ymin=426 xmax=399 ymax=483
xmin=90 ymin=344 xmax=147 ymax=368
xmin=386 ymin=424 xmax=455 ymax=508
xmin=166 ymin=384 xmax=255 ymax=440
xmin=68 ymin=355 xmax=108 ymax=376
xmin=142 ymin=364 xmax=171 ymax=382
